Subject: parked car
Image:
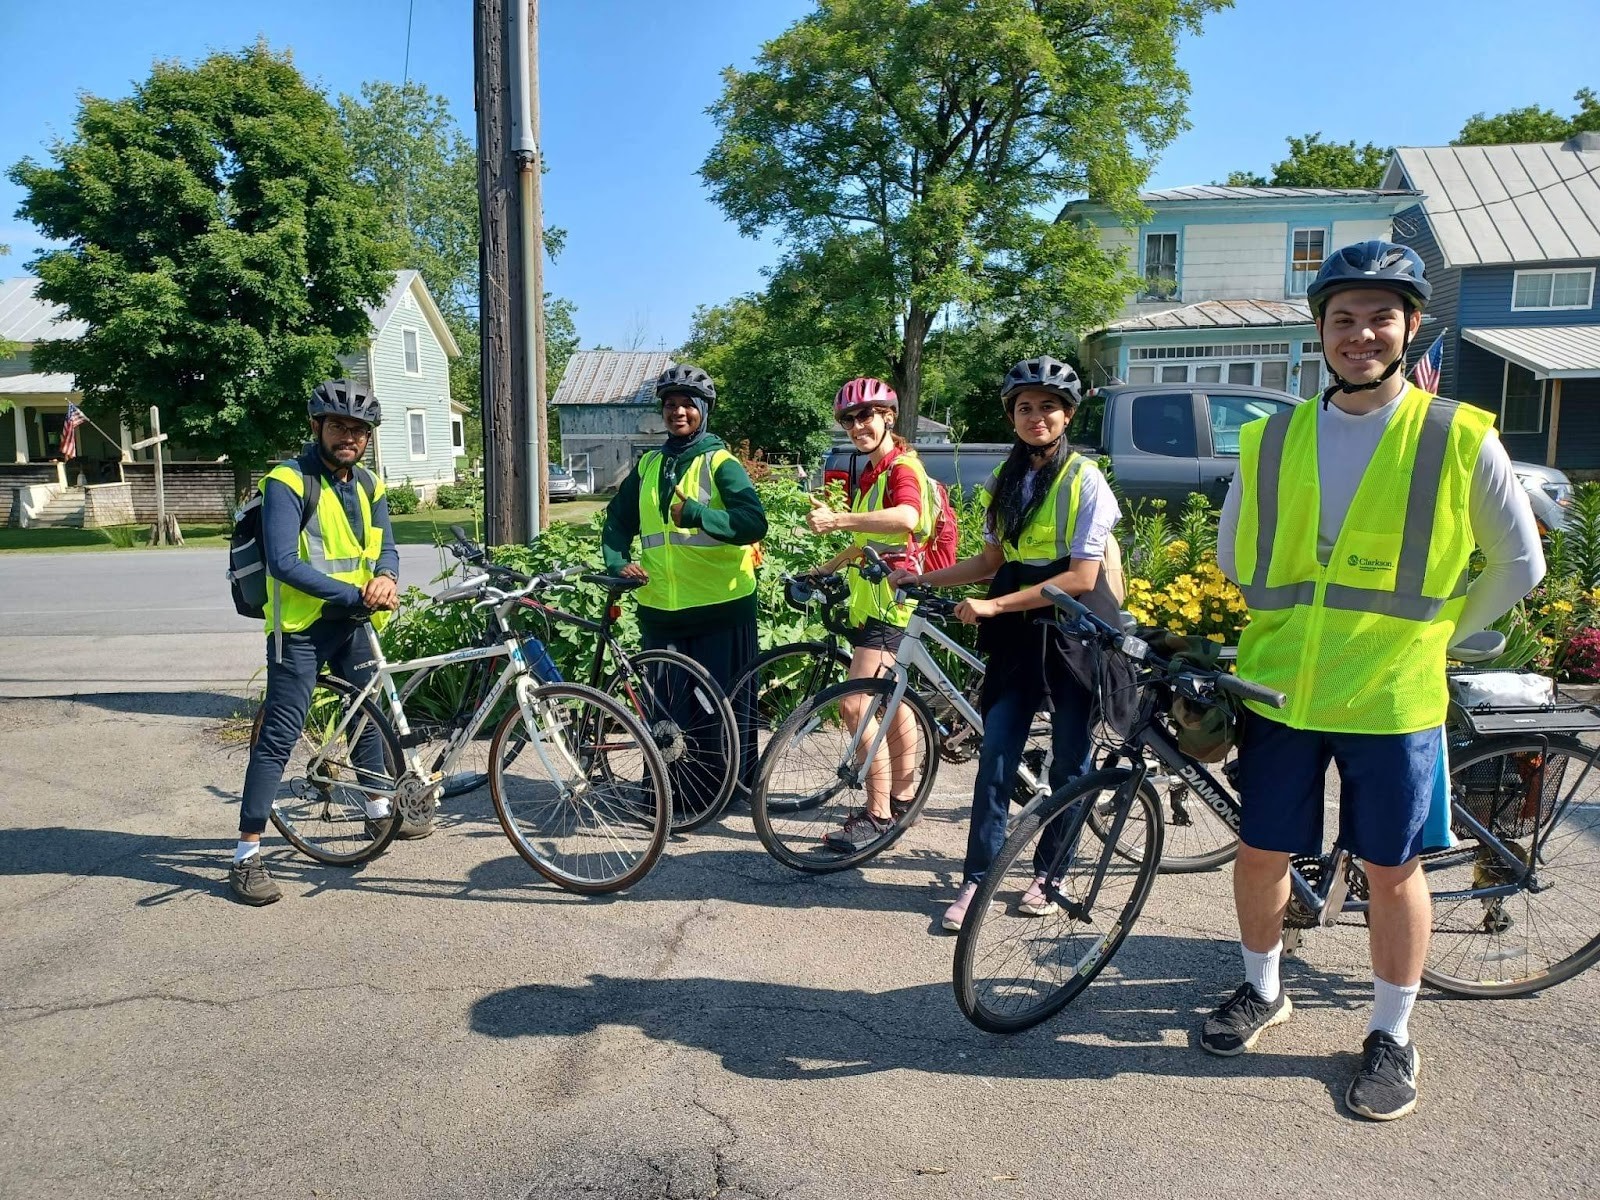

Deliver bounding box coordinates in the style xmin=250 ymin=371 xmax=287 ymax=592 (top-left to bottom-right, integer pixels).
xmin=821 ymin=442 xmax=1013 ymax=496
xmin=547 ymin=464 xmax=580 ymax=501
xmin=1512 ymin=461 xmax=1574 ymax=534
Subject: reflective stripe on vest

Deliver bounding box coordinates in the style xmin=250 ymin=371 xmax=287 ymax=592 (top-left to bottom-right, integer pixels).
xmin=635 ymin=449 xmax=757 ymax=611
xmin=1233 ymin=387 xmax=1491 ymax=733
xmin=978 ymin=453 xmax=1087 ymax=566
xmin=262 ymin=463 xmax=387 ymax=637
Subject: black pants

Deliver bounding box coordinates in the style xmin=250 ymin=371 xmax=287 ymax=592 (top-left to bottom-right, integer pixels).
xmin=239 ymin=620 xmax=385 ymax=835
xmin=641 ymin=618 xmax=760 ymax=792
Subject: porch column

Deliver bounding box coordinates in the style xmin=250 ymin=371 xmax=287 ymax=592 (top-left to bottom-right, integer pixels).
xmin=11 ymin=404 xmax=25 ymax=463
xmin=1546 ymin=378 xmax=1563 ymax=468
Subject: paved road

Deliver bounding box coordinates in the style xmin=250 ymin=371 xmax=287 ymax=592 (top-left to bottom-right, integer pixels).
xmin=1 ymin=552 xmax=1597 ymax=1198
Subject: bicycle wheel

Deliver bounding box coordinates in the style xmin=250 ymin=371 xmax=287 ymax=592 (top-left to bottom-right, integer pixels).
xmin=258 ymin=674 xmax=405 ymax=866
xmin=954 ymin=768 xmax=1163 ymax=1033
xmin=1422 ymin=733 xmax=1600 ymax=997
xmin=752 ymin=677 xmax=939 ymax=873
xmin=607 ymin=648 xmax=738 ymax=832
xmin=730 ymin=642 xmax=851 ymax=797
xmin=397 ymin=655 xmax=504 ymax=798
xmin=489 ymin=681 xmax=671 ymax=894
xmin=1092 ymin=735 xmax=1239 ymax=873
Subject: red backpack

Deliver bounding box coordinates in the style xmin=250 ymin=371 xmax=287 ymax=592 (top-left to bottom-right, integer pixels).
xmin=917 ymin=477 xmax=959 ymax=572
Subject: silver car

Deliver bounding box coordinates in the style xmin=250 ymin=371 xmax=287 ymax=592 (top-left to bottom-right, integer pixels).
xmin=1513 ymin=461 xmax=1575 ymax=533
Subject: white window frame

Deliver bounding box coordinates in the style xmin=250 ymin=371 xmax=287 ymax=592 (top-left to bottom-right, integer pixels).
xmin=1500 ymin=361 xmax=1546 ymax=434
xmin=1288 ymin=227 xmax=1327 ymax=297
xmin=1510 ymin=267 xmax=1595 ymax=312
xmin=450 ymin=412 xmax=465 ymax=453
xmin=1141 ymin=231 xmax=1179 ymax=299
xmin=407 ymin=409 xmax=428 ymax=460
xmin=402 ymin=327 xmax=422 ymax=374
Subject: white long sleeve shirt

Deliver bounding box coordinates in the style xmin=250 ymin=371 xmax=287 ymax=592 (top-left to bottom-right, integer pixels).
xmin=1217 ymin=388 xmax=1545 ymax=640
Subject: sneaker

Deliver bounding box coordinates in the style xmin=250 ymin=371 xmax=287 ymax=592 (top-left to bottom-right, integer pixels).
xmin=1199 ymin=982 xmax=1293 ymax=1056
xmin=889 ymin=794 xmax=915 ymax=821
xmin=822 ymin=809 xmax=893 ymax=853
xmin=1346 ymin=1031 xmax=1420 ymax=1121
xmin=1018 ymin=874 xmax=1059 ymax=917
xmin=228 ymin=854 xmax=282 ymax=906
xmin=942 ymin=881 xmax=978 ymax=932
xmin=364 ymin=812 xmax=397 ymax=842
xmin=396 ymin=816 xmax=435 ymax=840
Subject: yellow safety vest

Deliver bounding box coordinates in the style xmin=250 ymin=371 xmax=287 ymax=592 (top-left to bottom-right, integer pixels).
xmin=262 ymin=462 xmax=389 ymax=636
xmin=635 ymin=448 xmax=757 ymax=612
xmin=978 ymin=453 xmax=1088 ymax=566
xmin=846 ymin=450 xmax=937 ymax=629
xmin=1234 ymin=386 xmax=1492 ymax=734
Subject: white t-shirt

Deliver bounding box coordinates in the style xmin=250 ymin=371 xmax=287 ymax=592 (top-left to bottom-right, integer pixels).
xmin=1217 ymin=386 xmax=1545 ymax=639
xmin=984 ymin=458 xmax=1121 ymax=559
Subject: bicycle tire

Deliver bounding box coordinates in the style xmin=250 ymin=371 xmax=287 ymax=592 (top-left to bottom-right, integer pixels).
xmin=752 ymin=677 xmax=939 ymax=874
xmin=730 ymin=641 xmax=852 ymax=798
xmin=489 ymin=680 xmax=672 ymax=894
xmin=1422 ymin=732 xmax=1600 ymax=997
xmin=258 ymin=674 xmax=405 ymax=866
xmin=953 ymin=768 xmax=1164 ymax=1033
xmin=1092 ymin=739 xmax=1239 ymax=873
xmin=606 ymin=648 xmax=738 ymax=832
xmin=396 ymin=655 xmax=503 ymax=798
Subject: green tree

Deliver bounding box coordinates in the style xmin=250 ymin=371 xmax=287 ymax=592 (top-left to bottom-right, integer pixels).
xmin=1268 ymin=132 xmax=1389 ymax=188
xmin=9 ymin=43 xmax=393 ymax=477
xmin=701 ymin=0 xmax=1228 ymax=438
xmin=1220 ymin=169 xmax=1267 ymax=186
xmin=1455 ymin=87 xmax=1600 ymax=145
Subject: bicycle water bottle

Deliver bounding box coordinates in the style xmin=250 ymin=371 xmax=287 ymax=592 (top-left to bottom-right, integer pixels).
xmin=520 ymin=635 xmax=563 ymax=683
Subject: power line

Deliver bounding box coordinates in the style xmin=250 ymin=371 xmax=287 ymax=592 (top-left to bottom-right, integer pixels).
xmin=402 ymin=0 xmax=416 ymax=86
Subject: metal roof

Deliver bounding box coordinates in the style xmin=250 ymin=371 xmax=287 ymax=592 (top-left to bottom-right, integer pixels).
xmin=0 ymin=278 xmax=87 ymax=343
xmin=1386 ymin=144 xmax=1600 ymax=267
xmin=1139 ymin=185 xmax=1417 ymax=203
xmin=551 ymin=349 xmax=675 ymax=406
xmin=0 ymin=371 xmax=77 ymax=394
xmin=1462 ymin=325 xmax=1600 ymax=379
xmin=1099 ymin=299 xmax=1314 ymax=334
xmin=365 ymin=269 xmax=461 ymax=358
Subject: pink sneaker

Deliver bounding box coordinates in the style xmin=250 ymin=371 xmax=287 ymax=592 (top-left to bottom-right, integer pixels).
xmin=942 ymin=881 xmax=978 ymax=932
xmin=1018 ymin=875 xmax=1059 ymax=917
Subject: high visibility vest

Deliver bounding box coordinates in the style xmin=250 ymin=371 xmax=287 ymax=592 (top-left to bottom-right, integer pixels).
xmin=978 ymin=453 xmax=1088 ymax=566
xmin=262 ymin=462 xmax=388 ymax=636
xmin=1234 ymin=386 xmax=1492 ymax=734
xmin=846 ymin=450 xmax=936 ymax=629
xmin=635 ymin=448 xmax=757 ymax=611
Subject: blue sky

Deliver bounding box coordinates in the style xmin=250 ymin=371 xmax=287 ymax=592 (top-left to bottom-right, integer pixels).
xmin=1 ymin=0 xmax=1596 ymax=351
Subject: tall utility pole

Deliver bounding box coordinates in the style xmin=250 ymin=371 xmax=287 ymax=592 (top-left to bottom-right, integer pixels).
xmin=523 ymin=1 xmax=549 ymax=531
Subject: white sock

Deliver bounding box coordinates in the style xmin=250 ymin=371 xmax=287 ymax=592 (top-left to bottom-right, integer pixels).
xmin=1367 ymin=977 xmax=1420 ymax=1045
xmin=1242 ymin=942 xmax=1282 ymax=1003
xmin=364 ymin=798 xmax=392 ymax=819
xmin=234 ymin=840 xmax=260 ymax=864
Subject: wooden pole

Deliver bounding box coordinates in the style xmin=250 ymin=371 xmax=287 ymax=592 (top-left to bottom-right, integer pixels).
xmin=151 ymin=406 xmax=166 ymax=545
xmin=1547 ymin=378 xmax=1563 ymax=468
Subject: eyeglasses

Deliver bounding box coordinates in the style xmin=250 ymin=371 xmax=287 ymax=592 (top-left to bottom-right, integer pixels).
xmin=323 ymin=419 xmax=371 ymax=439
xmin=838 ymin=408 xmax=880 ymax=428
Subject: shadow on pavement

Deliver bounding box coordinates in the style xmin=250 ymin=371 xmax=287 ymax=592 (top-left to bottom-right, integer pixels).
xmin=8 ymin=690 xmax=248 ymax=720
xmin=0 ymin=826 xmax=228 ymax=904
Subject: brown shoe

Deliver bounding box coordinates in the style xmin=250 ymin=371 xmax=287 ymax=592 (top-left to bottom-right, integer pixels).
xmin=228 ymin=854 xmax=283 ymax=906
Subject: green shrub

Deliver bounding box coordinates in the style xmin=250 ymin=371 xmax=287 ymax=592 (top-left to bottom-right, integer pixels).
xmin=386 ymin=483 xmax=421 ymax=514
xmin=436 ymin=478 xmax=483 ymax=510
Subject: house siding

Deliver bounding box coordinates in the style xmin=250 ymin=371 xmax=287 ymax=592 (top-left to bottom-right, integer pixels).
xmin=368 ymin=291 xmax=455 ymax=495
xmin=1392 ymin=204 xmax=1463 ymax=397
xmin=1459 ymin=261 xmax=1600 ymax=329
xmin=558 ymin=405 xmax=665 ymax=491
xmin=1179 ymin=223 xmax=1283 ymax=300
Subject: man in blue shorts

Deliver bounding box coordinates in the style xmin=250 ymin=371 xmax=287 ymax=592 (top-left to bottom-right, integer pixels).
xmin=1206 ymin=241 xmax=1544 ymax=1119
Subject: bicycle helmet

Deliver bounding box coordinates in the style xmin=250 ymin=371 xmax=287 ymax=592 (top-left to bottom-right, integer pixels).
xmin=833 ymin=377 xmax=898 ymax=417
xmin=655 ymin=364 xmax=717 ymax=408
xmin=1000 ymin=356 xmax=1082 ymax=414
xmin=1307 ymin=241 xmax=1431 ymax=399
xmin=308 ymin=379 xmax=382 ymax=426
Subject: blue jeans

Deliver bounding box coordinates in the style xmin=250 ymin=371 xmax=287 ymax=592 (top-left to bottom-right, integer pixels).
xmin=239 ymin=620 xmax=386 ymax=835
xmin=962 ymin=679 xmax=1095 ymax=886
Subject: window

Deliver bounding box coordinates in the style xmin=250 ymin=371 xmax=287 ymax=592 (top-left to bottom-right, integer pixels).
xmin=1127 ymin=365 xmax=1156 ymax=384
xmin=1511 ymin=268 xmax=1595 ymax=311
xmin=408 ymin=409 xmax=428 ymax=458
xmin=1159 ymin=363 xmax=1188 ymax=383
xmin=1207 ymin=394 xmax=1295 ymax=457
xmin=1501 ymin=362 xmax=1545 ymax=434
xmin=1260 ymin=360 xmax=1289 ymax=391
xmin=1194 ymin=364 xmax=1222 ymax=384
xmin=1227 ymin=362 xmax=1256 ymax=386
xmin=450 ymin=413 xmax=465 ymax=452
xmin=1289 ymin=229 xmax=1326 ymax=296
xmin=1142 ymin=232 xmax=1179 ymax=299
xmin=1298 ymin=357 xmax=1324 ymax=398
xmin=1130 ymin=394 xmax=1197 ymax=457
xmin=1067 ymin=393 xmax=1106 ymax=450
xmin=402 ymin=328 xmax=421 ymax=374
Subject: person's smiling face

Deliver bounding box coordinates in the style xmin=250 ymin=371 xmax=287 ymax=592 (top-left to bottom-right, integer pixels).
xmin=837 ymin=405 xmax=890 ymax=452
xmin=1008 ymin=389 xmax=1070 ymax=447
xmin=661 ymin=394 xmax=703 ymax=437
xmin=1317 ymin=288 xmax=1421 ymax=386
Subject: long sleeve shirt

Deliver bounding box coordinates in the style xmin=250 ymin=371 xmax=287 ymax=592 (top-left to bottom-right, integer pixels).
xmin=262 ymin=449 xmax=400 ymax=609
xmin=1217 ymin=389 xmax=1545 ymax=641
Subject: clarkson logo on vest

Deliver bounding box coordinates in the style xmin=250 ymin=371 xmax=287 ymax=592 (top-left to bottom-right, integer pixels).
xmin=1346 ymin=553 xmax=1394 ymax=574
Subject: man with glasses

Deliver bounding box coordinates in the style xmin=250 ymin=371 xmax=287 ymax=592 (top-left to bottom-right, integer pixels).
xmin=229 ymin=380 xmax=403 ymax=905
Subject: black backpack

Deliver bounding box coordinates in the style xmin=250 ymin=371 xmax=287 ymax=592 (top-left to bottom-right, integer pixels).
xmin=227 ymin=465 xmax=379 ymax=619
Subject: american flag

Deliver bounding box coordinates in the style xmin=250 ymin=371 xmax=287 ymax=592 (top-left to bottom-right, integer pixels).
xmin=1411 ymin=332 xmax=1445 ymax=394
xmin=59 ymin=403 xmax=88 ymax=459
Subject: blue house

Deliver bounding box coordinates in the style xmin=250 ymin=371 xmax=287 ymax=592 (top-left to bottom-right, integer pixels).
xmin=1385 ymin=134 xmax=1600 ymax=470
xmin=1069 ymin=186 xmax=1418 ymax=397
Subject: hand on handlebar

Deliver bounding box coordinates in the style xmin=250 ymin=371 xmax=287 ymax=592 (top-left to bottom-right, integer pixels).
xmin=620 ymin=562 xmax=649 ymax=582
xmin=954 ymin=596 xmax=1000 ymax=625
xmin=886 ymin=567 xmax=920 ymax=588
xmin=361 ymin=575 xmax=400 ymax=612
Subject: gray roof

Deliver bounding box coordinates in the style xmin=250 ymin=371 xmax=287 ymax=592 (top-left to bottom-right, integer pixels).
xmin=0 ymin=371 xmax=77 ymax=395
xmin=1140 ymin=185 xmax=1417 ymax=203
xmin=551 ymin=350 xmax=675 ymax=406
xmin=0 ymin=278 xmax=87 ymax=343
xmin=1385 ymin=144 xmax=1600 ymax=267
xmin=1462 ymin=325 xmax=1600 ymax=379
xmin=1100 ymin=299 xmax=1313 ymax=334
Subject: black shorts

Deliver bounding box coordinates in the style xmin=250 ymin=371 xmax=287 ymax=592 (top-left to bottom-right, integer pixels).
xmin=846 ymin=617 xmax=904 ymax=654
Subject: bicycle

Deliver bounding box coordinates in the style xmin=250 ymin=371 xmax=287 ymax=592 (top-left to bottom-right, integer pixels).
xmin=254 ymin=564 xmax=673 ymax=894
xmin=953 ymin=586 xmax=1600 ymax=1033
xmin=751 ymin=576 xmax=1053 ymax=874
xmin=397 ymin=528 xmax=739 ymax=832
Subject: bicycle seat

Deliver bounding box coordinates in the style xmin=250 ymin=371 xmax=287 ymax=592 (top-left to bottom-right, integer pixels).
xmin=581 ymin=573 xmax=646 ymax=593
xmin=1448 ymin=630 xmax=1506 ymax=665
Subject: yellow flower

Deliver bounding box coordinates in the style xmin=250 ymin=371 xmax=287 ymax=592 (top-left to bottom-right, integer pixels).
xmin=1207 ymin=633 xmax=1225 ymax=643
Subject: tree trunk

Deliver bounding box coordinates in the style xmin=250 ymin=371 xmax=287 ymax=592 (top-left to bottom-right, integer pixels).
xmin=896 ymin=303 xmax=934 ymax=443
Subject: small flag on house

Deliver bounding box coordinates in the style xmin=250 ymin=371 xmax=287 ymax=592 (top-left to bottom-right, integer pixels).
xmin=59 ymin=403 xmax=88 ymax=459
xmin=1412 ymin=332 xmax=1444 ymax=394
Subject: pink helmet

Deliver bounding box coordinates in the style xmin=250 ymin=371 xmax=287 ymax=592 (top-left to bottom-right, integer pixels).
xmin=833 ymin=376 xmax=898 ymax=416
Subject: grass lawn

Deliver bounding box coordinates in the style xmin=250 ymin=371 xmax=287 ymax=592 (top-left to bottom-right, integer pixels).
xmin=0 ymin=523 xmax=231 ymax=553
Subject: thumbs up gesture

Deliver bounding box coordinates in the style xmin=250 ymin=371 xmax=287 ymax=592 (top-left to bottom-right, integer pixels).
xmin=670 ymin=485 xmax=691 ymax=526
xmin=806 ymin=492 xmax=842 ymax=534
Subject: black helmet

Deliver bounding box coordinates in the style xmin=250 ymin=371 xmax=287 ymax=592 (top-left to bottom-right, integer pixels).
xmin=655 ymin=364 xmax=716 ymax=408
xmin=308 ymin=379 xmax=382 ymax=427
xmin=1306 ymin=240 xmax=1431 ymax=317
xmin=1000 ymin=356 xmax=1081 ymax=413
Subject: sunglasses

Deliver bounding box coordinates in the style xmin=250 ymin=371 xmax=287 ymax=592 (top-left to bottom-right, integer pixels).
xmin=838 ymin=407 xmax=881 ymax=428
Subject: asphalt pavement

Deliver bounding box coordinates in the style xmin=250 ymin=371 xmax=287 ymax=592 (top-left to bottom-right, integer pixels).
xmin=1 ymin=551 xmax=1598 ymax=1198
